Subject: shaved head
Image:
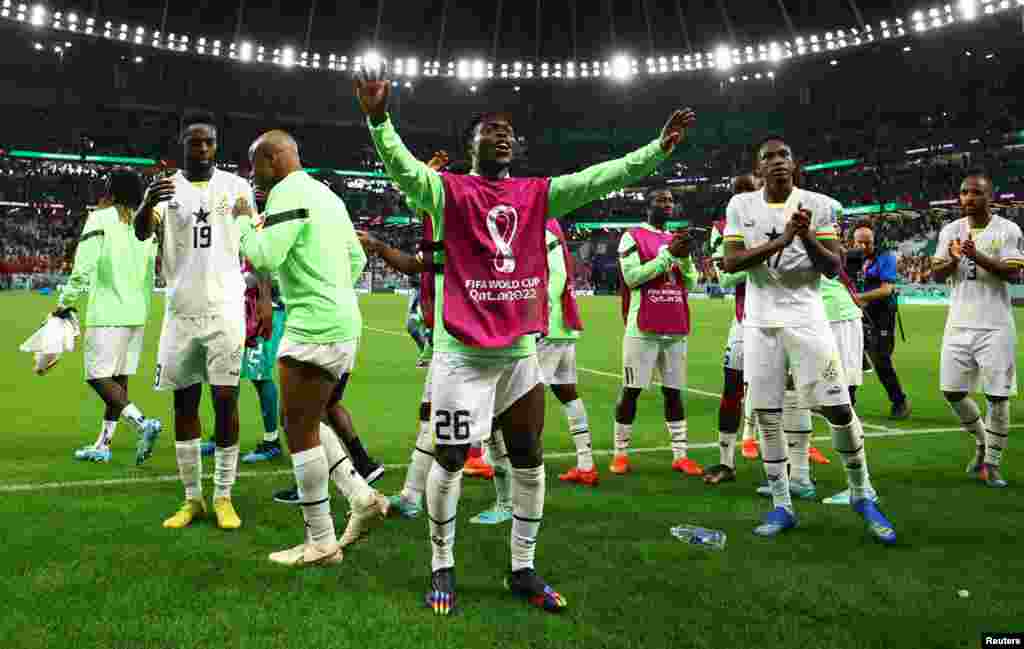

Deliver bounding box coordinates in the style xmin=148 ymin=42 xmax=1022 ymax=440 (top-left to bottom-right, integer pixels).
xmin=250 ymin=130 xmax=301 ymax=191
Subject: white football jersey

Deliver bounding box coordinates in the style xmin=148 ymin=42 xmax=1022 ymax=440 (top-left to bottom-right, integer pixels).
xmin=155 ymin=168 xmax=253 ymax=316
xmin=934 ymin=215 xmax=1024 ymax=331
xmin=724 ymin=188 xmax=842 ymax=328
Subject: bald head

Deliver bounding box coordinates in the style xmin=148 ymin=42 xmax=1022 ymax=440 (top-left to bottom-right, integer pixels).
xmin=250 ymin=130 xmax=301 ymax=191
xmin=733 ymin=173 xmax=762 ymax=194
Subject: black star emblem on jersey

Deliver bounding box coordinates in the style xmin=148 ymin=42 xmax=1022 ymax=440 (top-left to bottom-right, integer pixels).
xmin=766 ymin=227 xmax=782 ymax=242
xmin=193 ymin=207 xmax=210 ymax=224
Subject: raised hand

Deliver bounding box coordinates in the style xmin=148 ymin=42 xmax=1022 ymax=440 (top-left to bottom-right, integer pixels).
xmin=784 ymin=205 xmax=811 ymax=243
xmin=427 ymin=150 xmax=450 ymax=171
xmin=949 ymin=238 xmax=963 ymax=261
xmin=233 ymin=196 xmax=254 ymax=220
xmin=961 ymin=237 xmax=977 ymax=260
xmin=142 ymin=177 xmax=175 ymax=209
xmin=353 ymin=63 xmax=391 ymax=125
xmin=659 ymin=108 xmax=697 ymax=154
xmin=668 ymin=230 xmax=692 ymax=258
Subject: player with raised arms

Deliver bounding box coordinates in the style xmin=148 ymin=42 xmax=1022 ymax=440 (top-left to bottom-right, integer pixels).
xmin=931 ymin=170 xmax=1024 ymax=488
xmin=611 ymin=188 xmax=702 ymax=477
xmin=356 ymin=63 xmax=695 ymax=615
xmin=722 ymin=136 xmax=896 ymax=543
xmin=135 ymin=113 xmax=251 ymax=531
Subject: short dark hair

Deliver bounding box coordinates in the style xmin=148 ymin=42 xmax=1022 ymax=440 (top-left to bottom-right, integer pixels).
xmin=107 ymin=168 xmax=144 ymax=208
xmin=755 ymin=135 xmax=789 ymax=160
xmin=462 ymin=111 xmax=514 ymax=154
xmin=180 ymin=111 xmax=217 ymax=142
xmin=852 ymin=219 xmax=874 ymax=234
xmin=963 ymin=168 xmax=992 ymax=192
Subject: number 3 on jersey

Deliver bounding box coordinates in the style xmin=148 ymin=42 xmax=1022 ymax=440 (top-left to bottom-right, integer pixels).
xmin=193 ymin=225 xmax=212 ymax=249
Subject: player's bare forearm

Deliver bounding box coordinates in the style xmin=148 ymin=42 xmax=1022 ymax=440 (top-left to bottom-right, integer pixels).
xmin=930 ymin=259 xmax=957 ymax=283
xmin=971 ymin=252 xmax=1018 ymax=281
xmin=379 ymin=245 xmax=425 ymax=276
xmin=802 ymin=235 xmax=840 ymax=278
xmin=722 ymin=239 xmax=787 ymax=273
xmin=134 ymin=206 xmax=157 ymax=241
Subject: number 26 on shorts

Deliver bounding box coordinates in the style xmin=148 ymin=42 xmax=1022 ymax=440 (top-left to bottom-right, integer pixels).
xmin=435 ymin=409 xmax=471 ymax=442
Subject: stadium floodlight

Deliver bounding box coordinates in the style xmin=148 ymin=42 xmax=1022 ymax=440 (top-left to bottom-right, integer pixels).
xmin=472 ymin=59 xmax=485 ymax=79
xmin=611 ymin=53 xmax=632 ymax=80
xmin=29 ymin=3 xmax=43 ymax=25
xmin=714 ymin=45 xmax=733 ymax=70
xmin=912 ymin=9 xmax=924 ymax=20
xmin=240 ymin=41 xmax=253 ymax=61
xmin=469 ymin=85 xmax=477 ymax=93
xmin=363 ymin=50 xmax=382 ymax=73
xmin=32 ymin=41 xmax=41 ymax=50
xmin=457 ymin=59 xmax=469 ymax=79
xmin=407 ymin=57 xmax=418 ymax=77
xmin=281 ymin=46 xmax=295 ymax=67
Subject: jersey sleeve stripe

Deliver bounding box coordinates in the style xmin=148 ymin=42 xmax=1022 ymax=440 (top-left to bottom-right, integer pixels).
xmin=618 ymin=244 xmax=638 ymax=259
xmin=1005 ymin=258 xmax=1024 ymax=267
xmin=547 ymin=240 xmax=561 ymax=252
xmin=79 ymin=230 xmax=104 ymax=242
xmin=723 ymin=235 xmax=744 ymax=242
xmin=264 ymin=208 xmax=310 ymax=228
xmin=816 ymin=233 xmax=838 ymax=240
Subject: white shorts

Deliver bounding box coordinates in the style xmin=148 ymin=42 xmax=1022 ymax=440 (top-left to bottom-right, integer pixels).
xmin=723 ymin=319 xmax=744 ymax=372
xmin=830 ymin=318 xmax=864 ymax=387
xmin=537 ymin=339 xmax=578 ymax=386
xmin=429 ymin=352 xmax=542 ymax=446
xmin=622 ymin=336 xmax=687 ymax=390
xmin=421 ymin=361 xmax=434 ymax=404
xmin=940 ymin=327 xmax=1018 ymax=397
xmin=155 ymin=311 xmax=245 ymax=391
xmin=84 ymin=326 xmax=144 ymax=380
xmin=277 ymin=337 xmax=358 ymax=381
xmin=744 ymin=322 xmax=849 ymax=410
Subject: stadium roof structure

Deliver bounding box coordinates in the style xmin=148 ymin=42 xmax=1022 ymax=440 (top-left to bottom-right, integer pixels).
xmin=3 ymin=0 xmax=1021 ymax=83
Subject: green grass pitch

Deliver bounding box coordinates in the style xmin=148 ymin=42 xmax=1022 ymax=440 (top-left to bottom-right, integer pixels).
xmin=1 ymin=291 xmax=1021 ymax=649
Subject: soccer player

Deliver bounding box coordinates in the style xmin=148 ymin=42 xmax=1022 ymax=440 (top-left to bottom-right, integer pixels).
xmin=723 ymin=136 xmax=896 ymax=543
xmin=705 ymin=174 xmax=759 ymax=484
xmin=239 ymin=256 xmax=286 ymax=463
xmin=931 ymin=170 xmax=1024 ymax=488
xmin=239 ymin=130 xmax=389 ymax=566
xmin=135 ymin=114 xmax=251 ymax=530
xmin=358 ymin=66 xmax=694 ymax=614
xmin=57 ymin=168 xmax=162 ymax=464
xmin=538 ymin=217 xmax=592 ymax=485
xmin=611 ymin=188 xmax=702 ymax=477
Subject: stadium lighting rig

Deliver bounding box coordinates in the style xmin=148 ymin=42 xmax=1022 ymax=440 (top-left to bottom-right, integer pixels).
xmin=4 ymin=0 xmax=1023 ymax=84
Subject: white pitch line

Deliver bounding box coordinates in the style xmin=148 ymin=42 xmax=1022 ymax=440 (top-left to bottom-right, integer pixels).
xmin=3 ymin=425 xmax=1011 ymax=494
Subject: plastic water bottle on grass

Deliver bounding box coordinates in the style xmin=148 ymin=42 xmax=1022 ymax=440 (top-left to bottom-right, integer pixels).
xmin=670 ymin=525 xmax=727 ymax=551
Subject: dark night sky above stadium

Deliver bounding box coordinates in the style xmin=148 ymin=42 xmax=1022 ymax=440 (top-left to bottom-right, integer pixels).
xmin=76 ymin=1 xmax=927 ymax=60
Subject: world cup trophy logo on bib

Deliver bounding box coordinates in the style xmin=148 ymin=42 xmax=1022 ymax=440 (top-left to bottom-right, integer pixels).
xmin=487 ymin=204 xmax=519 ymax=273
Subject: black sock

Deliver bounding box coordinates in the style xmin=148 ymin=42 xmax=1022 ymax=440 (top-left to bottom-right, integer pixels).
xmin=347 ymin=436 xmax=372 ymax=469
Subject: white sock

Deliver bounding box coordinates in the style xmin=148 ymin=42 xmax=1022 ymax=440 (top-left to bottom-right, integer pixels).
xmin=426 ymin=461 xmax=463 ymax=572
xmin=742 ymin=390 xmax=756 ymax=441
xmin=757 ymin=410 xmax=792 ymax=513
xmin=319 ymin=423 xmax=372 ymax=506
xmin=563 ymin=399 xmax=593 ymax=471
xmin=510 ymin=465 xmax=545 ymax=573
xmin=985 ymin=399 xmax=1010 ymax=467
xmin=949 ymin=397 xmax=986 ymax=453
xmin=668 ymin=420 xmax=688 ymax=460
xmin=121 ymin=403 xmax=145 ymax=429
xmin=292 ymin=446 xmax=335 ymax=546
xmin=213 ymin=444 xmax=239 ymax=499
xmin=402 ymin=420 xmax=435 ymax=504
xmin=484 ymin=428 xmax=513 ymax=508
xmin=613 ymin=422 xmax=632 ymax=455
xmin=783 ymin=390 xmax=812 ymax=483
xmin=263 ymin=429 xmax=279 ymax=443
xmin=719 ymin=431 xmax=737 ymax=469
xmin=830 ymin=413 xmax=874 ymax=501
xmin=96 ymin=420 xmax=117 ymax=447
xmin=175 ymin=439 xmax=202 ymax=501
